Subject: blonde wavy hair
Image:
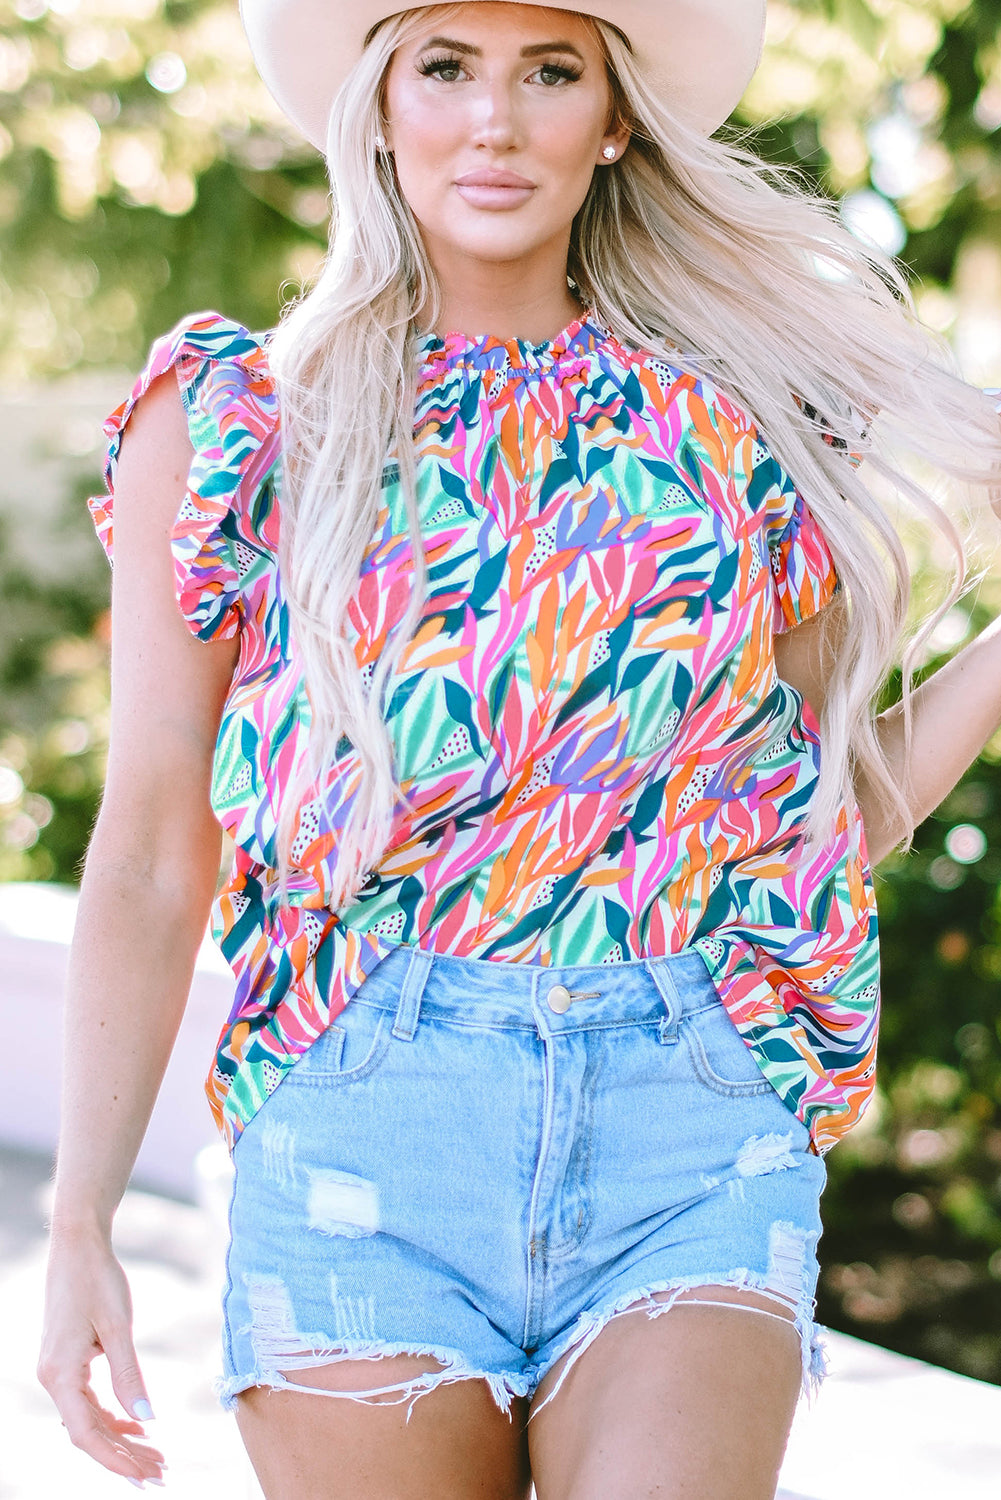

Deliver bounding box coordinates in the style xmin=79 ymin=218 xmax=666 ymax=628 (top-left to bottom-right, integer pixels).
xmin=268 ymin=3 xmax=1001 ymax=911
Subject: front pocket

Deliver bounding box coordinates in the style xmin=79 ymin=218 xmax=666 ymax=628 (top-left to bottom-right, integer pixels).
xmin=290 ymin=1003 xmax=393 ymax=1084
xmin=680 ymin=1003 xmax=773 ymax=1096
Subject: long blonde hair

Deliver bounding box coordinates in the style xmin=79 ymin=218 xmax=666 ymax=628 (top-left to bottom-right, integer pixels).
xmin=268 ymin=4 xmax=1001 ymax=910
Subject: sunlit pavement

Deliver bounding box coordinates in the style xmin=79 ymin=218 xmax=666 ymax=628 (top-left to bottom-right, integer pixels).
xmin=2 ymin=1145 xmax=259 ymax=1500
xmin=5 ymin=1145 xmax=1001 ymax=1500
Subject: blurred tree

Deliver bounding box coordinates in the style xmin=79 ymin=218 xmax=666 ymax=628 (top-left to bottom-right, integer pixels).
xmin=2 ymin=0 xmax=1001 ymax=1381
xmin=0 ymin=0 xmax=326 ymax=380
xmin=741 ymin=0 xmax=1001 ymax=383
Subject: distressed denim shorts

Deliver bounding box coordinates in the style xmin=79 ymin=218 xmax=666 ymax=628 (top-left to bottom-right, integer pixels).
xmin=217 ymin=945 xmax=829 ymax=1418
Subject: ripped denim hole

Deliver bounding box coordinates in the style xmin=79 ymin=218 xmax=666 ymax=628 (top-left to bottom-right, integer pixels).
xmin=222 ymin=1273 xmax=529 ymax=1422
xmin=528 ymin=1229 xmax=827 ymax=1423
xmin=701 ymin=1131 xmax=802 ymax=1203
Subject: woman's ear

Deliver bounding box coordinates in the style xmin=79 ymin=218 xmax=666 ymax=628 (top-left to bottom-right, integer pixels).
xmin=598 ymin=99 xmax=632 ymax=166
xmin=597 ymin=121 xmax=632 ymax=165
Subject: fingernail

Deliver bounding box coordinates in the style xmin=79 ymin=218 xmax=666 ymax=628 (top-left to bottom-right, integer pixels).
xmin=126 ymin=1481 xmax=146 ymax=1491
xmin=132 ymin=1399 xmax=154 ymax=1422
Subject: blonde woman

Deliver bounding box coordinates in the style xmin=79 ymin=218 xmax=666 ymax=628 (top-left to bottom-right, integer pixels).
xmin=37 ymin=3 xmax=1001 ymax=1497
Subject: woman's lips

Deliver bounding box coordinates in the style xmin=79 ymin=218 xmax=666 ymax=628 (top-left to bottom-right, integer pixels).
xmin=453 ymin=172 xmax=536 ymax=209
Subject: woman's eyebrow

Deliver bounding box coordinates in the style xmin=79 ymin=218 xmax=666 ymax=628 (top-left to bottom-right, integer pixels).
xmin=418 ymin=34 xmax=587 ymax=62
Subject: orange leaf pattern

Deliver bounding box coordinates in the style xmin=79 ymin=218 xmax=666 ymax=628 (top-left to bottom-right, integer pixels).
xmin=92 ymin=311 xmax=873 ymax=1156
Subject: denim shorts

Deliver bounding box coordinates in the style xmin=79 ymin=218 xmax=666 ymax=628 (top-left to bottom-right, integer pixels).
xmin=217 ymin=945 xmax=829 ymax=1418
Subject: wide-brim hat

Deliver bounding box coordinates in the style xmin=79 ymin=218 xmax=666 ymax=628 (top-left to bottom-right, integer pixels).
xmin=239 ymin=0 xmax=768 ymax=151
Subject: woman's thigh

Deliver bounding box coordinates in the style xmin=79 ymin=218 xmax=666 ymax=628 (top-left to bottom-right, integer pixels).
xmin=235 ymin=1365 xmax=532 ymax=1500
xmin=527 ymin=1288 xmax=802 ymax=1500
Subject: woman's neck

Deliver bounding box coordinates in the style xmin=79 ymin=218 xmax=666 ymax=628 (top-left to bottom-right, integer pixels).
xmin=417 ymin=288 xmax=586 ymax=344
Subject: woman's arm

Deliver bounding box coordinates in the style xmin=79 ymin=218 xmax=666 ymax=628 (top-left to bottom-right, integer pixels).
xmin=774 ymin=596 xmax=1001 ymax=864
xmin=36 ymin=370 xmax=240 ymax=1484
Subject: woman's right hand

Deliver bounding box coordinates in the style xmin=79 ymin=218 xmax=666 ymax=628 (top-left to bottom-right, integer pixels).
xmin=38 ymin=1224 xmax=166 ymax=1487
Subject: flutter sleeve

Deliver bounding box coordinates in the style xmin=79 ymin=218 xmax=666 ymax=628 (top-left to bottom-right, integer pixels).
xmin=88 ymin=311 xmax=280 ymax=642
xmin=744 ymin=428 xmax=841 ymax=635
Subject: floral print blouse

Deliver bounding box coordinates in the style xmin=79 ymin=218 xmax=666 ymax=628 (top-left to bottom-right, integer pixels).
xmin=90 ymin=310 xmax=877 ymax=1156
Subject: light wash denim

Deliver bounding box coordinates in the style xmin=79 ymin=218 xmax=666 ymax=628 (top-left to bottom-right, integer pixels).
xmin=217 ymin=945 xmax=829 ymax=1418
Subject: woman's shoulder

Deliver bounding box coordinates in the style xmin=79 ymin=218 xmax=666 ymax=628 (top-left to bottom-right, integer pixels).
xmin=127 ymin=310 xmax=276 ymax=423
xmin=93 ymin=312 xmax=282 ymax=640
xmin=103 ymin=310 xmax=279 ymax=484
xmin=608 ymin=330 xmax=754 ymax=437
xmin=620 ymin=332 xmax=868 ymax=475
xmin=144 ymin=309 xmax=273 ymax=372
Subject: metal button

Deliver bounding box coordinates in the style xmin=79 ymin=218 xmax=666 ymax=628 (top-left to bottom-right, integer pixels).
xmin=546 ymin=984 xmax=572 ymax=1014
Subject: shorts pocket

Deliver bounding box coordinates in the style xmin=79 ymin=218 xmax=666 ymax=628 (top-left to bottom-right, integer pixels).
xmin=289 ymin=1001 xmax=393 ymax=1085
xmin=681 ymin=1001 xmax=774 ymax=1097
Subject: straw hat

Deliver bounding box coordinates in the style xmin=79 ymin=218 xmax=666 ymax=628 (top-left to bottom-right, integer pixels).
xmin=239 ymin=0 xmax=768 ymax=150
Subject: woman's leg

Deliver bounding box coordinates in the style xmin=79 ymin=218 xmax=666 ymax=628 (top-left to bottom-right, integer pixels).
xmin=234 ymin=1354 xmax=533 ymax=1500
xmin=527 ymin=1285 xmax=802 ymax=1500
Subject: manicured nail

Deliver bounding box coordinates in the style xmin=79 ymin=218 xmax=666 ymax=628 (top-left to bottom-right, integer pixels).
xmin=126 ymin=1481 xmax=146 ymax=1491
xmin=132 ymin=1399 xmax=154 ymax=1422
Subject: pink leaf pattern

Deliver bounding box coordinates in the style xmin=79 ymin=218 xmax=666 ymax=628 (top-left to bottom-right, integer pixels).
xmin=93 ymin=310 xmax=875 ymax=1156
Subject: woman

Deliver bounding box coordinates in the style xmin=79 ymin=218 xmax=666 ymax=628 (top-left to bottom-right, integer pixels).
xmin=37 ymin=2 xmax=1001 ymax=1496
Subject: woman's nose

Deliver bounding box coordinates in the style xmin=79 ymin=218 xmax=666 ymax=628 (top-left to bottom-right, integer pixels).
xmin=468 ymin=81 xmax=520 ymax=149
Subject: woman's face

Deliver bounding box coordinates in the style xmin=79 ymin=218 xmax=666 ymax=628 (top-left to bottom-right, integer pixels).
xmin=382 ymin=3 xmax=628 ymax=282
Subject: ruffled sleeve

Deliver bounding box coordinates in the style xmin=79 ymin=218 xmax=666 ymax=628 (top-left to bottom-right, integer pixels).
xmin=745 ymin=430 xmax=840 ymax=635
xmin=88 ymin=311 xmax=280 ymax=642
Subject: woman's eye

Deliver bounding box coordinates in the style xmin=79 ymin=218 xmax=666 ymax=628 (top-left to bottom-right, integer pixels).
xmin=535 ymin=62 xmax=583 ymax=86
xmin=418 ymin=54 xmax=465 ymax=82
xmin=416 ymin=55 xmax=582 ymax=86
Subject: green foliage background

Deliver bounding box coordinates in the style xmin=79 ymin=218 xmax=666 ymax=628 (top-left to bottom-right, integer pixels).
xmin=3 ymin=0 xmax=1001 ymax=1382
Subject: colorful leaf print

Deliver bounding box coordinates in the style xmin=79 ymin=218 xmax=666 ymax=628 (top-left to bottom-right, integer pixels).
xmin=93 ymin=309 xmax=874 ymax=1157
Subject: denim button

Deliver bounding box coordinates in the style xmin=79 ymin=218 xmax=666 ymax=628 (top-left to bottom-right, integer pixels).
xmin=547 ymin=984 xmax=572 ymax=1014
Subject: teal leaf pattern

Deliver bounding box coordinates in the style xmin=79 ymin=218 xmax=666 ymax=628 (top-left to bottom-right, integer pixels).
xmin=91 ymin=309 xmax=874 ymax=1157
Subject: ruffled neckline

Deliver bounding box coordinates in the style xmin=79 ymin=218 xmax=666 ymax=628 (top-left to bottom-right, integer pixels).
xmin=416 ymin=306 xmax=611 ymax=372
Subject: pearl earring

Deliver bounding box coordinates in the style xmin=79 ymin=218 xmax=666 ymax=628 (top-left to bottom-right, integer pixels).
xmin=602 ymin=145 xmax=617 ymax=161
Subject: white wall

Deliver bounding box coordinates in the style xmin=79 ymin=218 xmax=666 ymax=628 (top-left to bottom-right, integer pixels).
xmin=0 ymin=881 xmax=234 ymax=1200
xmin=0 ymin=374 xmax=125 ymax=579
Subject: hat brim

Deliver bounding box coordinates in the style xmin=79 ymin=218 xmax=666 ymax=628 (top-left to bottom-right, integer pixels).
xmin=240 ymin=0 xmax=767 ymax=150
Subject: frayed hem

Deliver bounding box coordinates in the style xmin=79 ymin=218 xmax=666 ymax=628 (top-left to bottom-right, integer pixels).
xmin=214 ymin=1343 xmax=533 ymax=1422
xmin=527 ymin=1268 xmax=829 ymax=1421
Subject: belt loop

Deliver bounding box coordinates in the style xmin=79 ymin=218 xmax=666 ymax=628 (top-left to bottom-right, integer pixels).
xmin=643 ymin=956 xmax=680 ymax=1045
xmin=392 ymin=946 xmax=434 ymax=1042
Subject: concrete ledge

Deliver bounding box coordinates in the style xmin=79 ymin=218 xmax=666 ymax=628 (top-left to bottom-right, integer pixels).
xmin=778 ymin=1328 xmax=1001 ymax=1498
xmin=0 ymin=881 xmax=233 ymax=1199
